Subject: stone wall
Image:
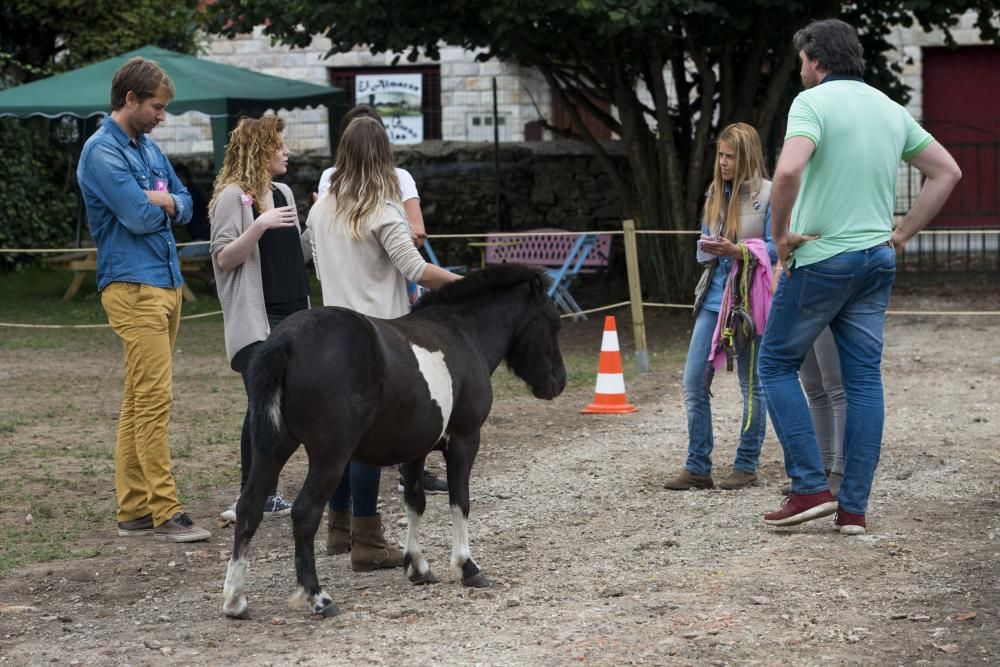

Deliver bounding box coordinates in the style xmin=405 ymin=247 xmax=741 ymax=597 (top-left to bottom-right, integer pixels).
xmin=178 ymin=141 xmax=628 ymax=267
xmin=151 ymin=31 xmax=555 ymax=156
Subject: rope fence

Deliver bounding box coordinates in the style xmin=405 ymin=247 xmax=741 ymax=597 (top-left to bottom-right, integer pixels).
xmin=2 ymin=225 xmax=999 ymax=343
xmin=0 ymin=241 xmax=210 ymax=254
xmin=6 ymin=227 xmax=999 ymax=254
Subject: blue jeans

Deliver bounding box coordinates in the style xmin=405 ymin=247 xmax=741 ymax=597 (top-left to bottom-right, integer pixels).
xmin=328 ymin=463 xmax=382 ymax=517
xmin=683 ymin=306 xmax=767 ymax=476
xmin=758 ymin=243 xmax=895 ymax=515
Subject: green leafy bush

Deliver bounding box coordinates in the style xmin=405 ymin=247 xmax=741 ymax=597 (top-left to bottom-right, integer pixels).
xmin=0 ymin=118 xmax=78 ymax=270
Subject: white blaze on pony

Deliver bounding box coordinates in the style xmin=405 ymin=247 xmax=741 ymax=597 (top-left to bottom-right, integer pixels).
xmin=410 ymin=344 xmax=454 ymax=441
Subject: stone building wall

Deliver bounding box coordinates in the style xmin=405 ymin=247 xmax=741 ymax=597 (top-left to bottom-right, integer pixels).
xmin=150 ymin=32 xmax=554 ymax=156
xmin=178 ymin=141 xmax=628 ymax=267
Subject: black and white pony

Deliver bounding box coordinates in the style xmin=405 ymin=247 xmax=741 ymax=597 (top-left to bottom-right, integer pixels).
xmin=222 ymin=264 xmax=567 ymax=619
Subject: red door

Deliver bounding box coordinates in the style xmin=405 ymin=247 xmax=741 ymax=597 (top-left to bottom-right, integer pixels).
xmin=922 ymin=46 xmax=1000 ymax=228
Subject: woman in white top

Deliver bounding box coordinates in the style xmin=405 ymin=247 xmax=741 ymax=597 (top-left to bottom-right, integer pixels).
xmin=308 ymin=115 xmax=460 ymax=571
xmin=319 ymin=105 xmax=450 ymax=497
xmin=317 ymin=105 xmax=426 ymax=247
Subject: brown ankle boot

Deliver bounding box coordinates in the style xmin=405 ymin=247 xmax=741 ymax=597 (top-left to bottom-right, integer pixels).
xmin=350 ymin=514 xmax=404 ymax=572
xmin=717 ymin=468 xmax=758 ymax=490
xmin=326 ymin=510 xmax=351 ymax=555
xmin=663 ymin=469 xmax=714 ymax=490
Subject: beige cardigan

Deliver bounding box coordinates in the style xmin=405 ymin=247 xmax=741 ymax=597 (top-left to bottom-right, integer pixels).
xmin=306 ymin=195 xmax=426 ymax=319
xmin=210 ymin=182 xmax=311 ymax=362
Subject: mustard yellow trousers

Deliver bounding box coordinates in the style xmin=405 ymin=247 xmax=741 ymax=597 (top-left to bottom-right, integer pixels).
xmin=101 ymin=282 xmax=183 ymax=526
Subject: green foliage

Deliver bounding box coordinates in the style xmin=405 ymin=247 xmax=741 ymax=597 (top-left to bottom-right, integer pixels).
xmin=0 ymin=1 xmax=204 ymax=265
xmin=1 ymin=0 xmax=203 ymax=84
xmin=0 ymin=119 xmax=77 ymax=269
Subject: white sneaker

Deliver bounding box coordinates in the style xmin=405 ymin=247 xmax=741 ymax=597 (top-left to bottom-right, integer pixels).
xmin=220 ymin=495 xmax=292 ymax=523
xmin=220 ymin=499 xmax=237 ymax=523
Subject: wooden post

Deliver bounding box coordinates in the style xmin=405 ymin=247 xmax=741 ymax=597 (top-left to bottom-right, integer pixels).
xmin=622 ymin=219 xmax=650 ymax=372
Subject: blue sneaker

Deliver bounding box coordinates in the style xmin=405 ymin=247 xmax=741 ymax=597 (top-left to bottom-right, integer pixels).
xmin=396 ymin=468 xmax=448 ymax=495
xmin=263 ymin=494 xmax=292 ymax=517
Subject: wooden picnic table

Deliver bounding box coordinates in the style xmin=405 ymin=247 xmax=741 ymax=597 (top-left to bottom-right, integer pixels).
xmin=45 ymin=249 xmax=209 ymax=302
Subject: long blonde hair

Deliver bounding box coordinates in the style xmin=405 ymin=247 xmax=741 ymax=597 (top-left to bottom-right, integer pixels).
xmin=209 ymin=115 xmax=285 ymax=214
xmin=703 ymin=122 xmax=768 ymax=241
xmin=328 ymin=116 xmax=401 ymax=239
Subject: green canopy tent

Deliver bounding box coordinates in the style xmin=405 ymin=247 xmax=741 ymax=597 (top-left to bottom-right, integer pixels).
xmin=0 ymin=45 xmax=345 ymax=247
xmin=0 ymin=45 xmax=346 ymax=168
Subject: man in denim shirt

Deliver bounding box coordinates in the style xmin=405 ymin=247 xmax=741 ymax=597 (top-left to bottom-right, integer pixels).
xmin=78 ymin=57 xmax=210 ymax=543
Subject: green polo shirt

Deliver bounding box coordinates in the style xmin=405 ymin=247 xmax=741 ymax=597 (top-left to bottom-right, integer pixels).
xmin=785 ymin=78 xmax=933 ymax=267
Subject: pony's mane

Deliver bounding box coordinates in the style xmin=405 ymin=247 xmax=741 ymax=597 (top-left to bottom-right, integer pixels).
xmin=411 ymin=263 xmax=551 ymax=311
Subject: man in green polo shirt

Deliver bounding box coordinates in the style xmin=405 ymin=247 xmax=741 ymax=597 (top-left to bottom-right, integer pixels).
xmin=757 ymin=19 xmax=962 ymax=533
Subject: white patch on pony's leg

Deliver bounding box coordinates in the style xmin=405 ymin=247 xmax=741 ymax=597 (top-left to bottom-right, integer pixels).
xmin=289 ymin=587 xmax=335 ymax=615
xmin=405 ymin=507 xmax=431 ymax=578
xmin=410 ymin=345 xmax=454 ymax=441
xmin=222 ymin=556 xmax=249 ymax=618
xmin=449 ymin=504 xmax=474 ymax=578
xmin=268 ymin=387 xmax=282 ymax=431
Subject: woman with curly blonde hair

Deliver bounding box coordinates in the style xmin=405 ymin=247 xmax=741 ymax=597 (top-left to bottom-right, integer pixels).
xmin=308 ymin=115 xmax=460 ymax=571
xmin=210 ymin=115 xmax=308 ymax=522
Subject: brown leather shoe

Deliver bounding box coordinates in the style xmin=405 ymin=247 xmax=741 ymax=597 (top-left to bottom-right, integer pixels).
xmin=663 ymin=469 xmax=714 ymax=490
xmin=350 ymin=514 xmax=404 ymax=572
xmin=717 ymin=469 xmax=758 ymax=490
xmin=326 ymin=509 xmax=351 ymax=555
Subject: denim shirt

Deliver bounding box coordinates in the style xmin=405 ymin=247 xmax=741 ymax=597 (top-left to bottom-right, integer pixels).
xmin=77 ymin=117 xmax=192 ymax=290
xmin=701 ymin=185 xmax=776 ymax=313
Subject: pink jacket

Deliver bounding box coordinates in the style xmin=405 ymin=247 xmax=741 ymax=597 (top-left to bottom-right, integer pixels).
xmin=707 ymin=238 xmax=774 ymax=371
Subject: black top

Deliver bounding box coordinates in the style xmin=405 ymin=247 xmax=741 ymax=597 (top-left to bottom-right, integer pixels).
xmin=186 ymin=184 xmax=211 ymax=241
xmin=253 ymin=187 xmax=309 ymax=312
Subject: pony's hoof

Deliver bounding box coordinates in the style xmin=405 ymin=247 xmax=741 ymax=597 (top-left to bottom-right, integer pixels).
xmin=315 ymin=601 xmax=342 ymax=618
xmin=409 ymin=569 xmax=440 ymax=585
xmin=462 ymin=572 xmax=493 ymax=588
xmin=222 ymin=597 xmax=250 ymax=620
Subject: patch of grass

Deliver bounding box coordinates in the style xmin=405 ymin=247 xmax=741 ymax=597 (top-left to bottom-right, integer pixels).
xmin=0 ymin=266 xmax=224 ymax=324
xmin=0 ymin=489 xmax=112 ymax=576
xmin=68 ymin=501 xmax=116 ymax=528
xmin=29 ymin=500 xmax=55 ymax=520
xmin=77 ymin=442 xmax=113 ymax=460
xmin=24 ymin=464 xmax=60 ymax=487
xmin=177 ymin=464 xmax=238 ymax=501
xmin=0 ymin=266 xmax=226 ymax=352
xmin=174 ymin=414 xmax=240 ymax=460
xmin=0 ymin=525 xmax=76 ymax=576
xmin=0 ymin=411 xmax=27 ymax=433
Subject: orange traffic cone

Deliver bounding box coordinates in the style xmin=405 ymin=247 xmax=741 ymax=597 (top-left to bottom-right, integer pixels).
xmin=581 ymin=316 xmax=638 ymax=414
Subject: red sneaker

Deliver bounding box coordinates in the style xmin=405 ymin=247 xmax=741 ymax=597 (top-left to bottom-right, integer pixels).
xmin=835 ymin=508 xmax=866 ymax=535
xmin=763 ymin=490 xmax=837 ymax=527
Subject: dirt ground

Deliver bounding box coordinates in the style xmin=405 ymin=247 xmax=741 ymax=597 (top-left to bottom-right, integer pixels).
xmin=1 ymin=285 xmax=999 ymax=666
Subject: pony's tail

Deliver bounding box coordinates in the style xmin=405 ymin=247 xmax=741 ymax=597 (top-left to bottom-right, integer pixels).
xmin=247 ymin=335 xmax=293 ymax=459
